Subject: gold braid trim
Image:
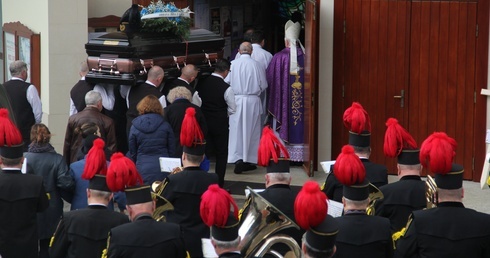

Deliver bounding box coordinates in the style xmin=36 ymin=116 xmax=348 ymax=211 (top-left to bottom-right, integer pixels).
xmin=392 ymin=216 xmax=413 ymax=249
xmin=238 ymin=195 xmax=252 ymax=220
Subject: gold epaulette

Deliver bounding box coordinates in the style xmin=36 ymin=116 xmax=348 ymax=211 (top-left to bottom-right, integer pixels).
xmin=392 ymin=216 xmax=413 ymax=249
xmin=238 ymin=195 xmax=252 ymax=220
xmin=101 ymin=248 xmax=108 ymax=258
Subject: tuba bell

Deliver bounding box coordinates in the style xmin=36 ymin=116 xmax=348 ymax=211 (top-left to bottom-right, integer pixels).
xmin=366 ymin=183 xmax=384 ymax=215
xmin=151 ymin=181 xmax=174 ymax=221
xmin=239 ymin=187 xmax=301 ymax=258
xmin=425 ymin=175 xmax=438 ymax=209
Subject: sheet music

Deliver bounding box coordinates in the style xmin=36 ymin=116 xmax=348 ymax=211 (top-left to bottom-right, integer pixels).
xmin=320 ymin=160 xmax=335 ymax=174
xmin=159 ymin=157 xmax=181 ymax=172
xmin=327 ymin=199 xmax=343 ymax=218
xmin=202 ymin=238 xmax=218 ymax=258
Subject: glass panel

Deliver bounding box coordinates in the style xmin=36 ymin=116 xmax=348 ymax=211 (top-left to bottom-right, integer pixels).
xmin=18 ymin=36 xmax=31 ymax=82
xmin=4 ymin=32 xmax=15 ymax=81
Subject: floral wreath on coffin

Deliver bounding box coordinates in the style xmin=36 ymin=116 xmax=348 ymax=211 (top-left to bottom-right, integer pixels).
xmin=140 ymin=1 xmax=193 ymax=39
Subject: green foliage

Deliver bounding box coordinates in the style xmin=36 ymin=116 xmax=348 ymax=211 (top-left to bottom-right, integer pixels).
xmin=140 ymin=17 xmax=192 ymax=40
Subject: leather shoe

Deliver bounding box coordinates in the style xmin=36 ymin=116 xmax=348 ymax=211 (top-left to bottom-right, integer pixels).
xmin=243 ymin=162 xmax=257 ymax=172
xmin=234 ymin=160 xmax=244 ymax=174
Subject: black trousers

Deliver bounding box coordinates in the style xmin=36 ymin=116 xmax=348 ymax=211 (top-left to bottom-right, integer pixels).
xmin=205 ymin=126 xmax=229 ymax=187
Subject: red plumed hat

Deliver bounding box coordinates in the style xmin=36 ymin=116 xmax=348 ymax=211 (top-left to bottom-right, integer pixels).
xmin=334 ymin=145 xmax=366 ymax=186
xmin=200 ymin=184 xmax=239 ymax=227
xmin=0 ymin=108 xmax=22 ymax=147
xmin=82 ymin=138 xmax=107 ymax=180
xmin=343 ymin=102 xmax=371 ymax=134
xmin=257 ymin=126 xmax=290 ymax=172
xmin=200 ymin=184 xmax=240 ymax=242
xmin=180 ymin=107 xmax=206 ymax=155
xmin=384 ymin=118 xmax=417 ymax=157
xmin=106 ymin=152 xmax=143 ymax=192
xmin=294 ymin=181 xmax=328 ymax=230
xmin=419 ymin=132 xmax=457 ymax=175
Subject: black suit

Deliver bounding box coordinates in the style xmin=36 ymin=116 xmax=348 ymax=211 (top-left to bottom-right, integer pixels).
xmin=49 ymin=205 xmax=130 ymax=258
xmin=70 ymin=79 xmax=94 ymax=113
xmin=162 ymin=167 xmax=218 ymax=257
xmin=0 ymin=169 xmax=49 ymax=258
xmin=196 ymin=74 xmax=231 ymax=187
xmin=322 ymin=158 xmax=388 ymax=202
xmin=162 ymin=77 xmax=195 ymax=105
xmin=164 ymin=99 xmax=207 ymax=159
xmin=395 ymin=202 xmax=490 ymax=258
xmin=375 ymin=175 xmax=426 ymax=233
xmin=334 ymin=212 xmax=393 ymax=258
xmin=107 ymin=214 xmax=187 ymax=258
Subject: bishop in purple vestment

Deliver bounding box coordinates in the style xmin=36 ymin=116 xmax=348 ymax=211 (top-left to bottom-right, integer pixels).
xmin=266 ymin=20 xmax=306 ymax=162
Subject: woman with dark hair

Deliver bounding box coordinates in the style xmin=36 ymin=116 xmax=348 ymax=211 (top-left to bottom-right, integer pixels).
xmin=128 ymin=95 xmax=175 ymax=184
xmin=24 ymin=123 xmax=75 ymax=258
xmin=73 ymin=122 xmax=111 ymax=161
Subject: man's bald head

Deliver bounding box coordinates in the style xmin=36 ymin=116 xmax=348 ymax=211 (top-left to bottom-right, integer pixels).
xmin=239 ymin=42 xmax=253 ymax=55
xmin=180 ymin=64 xmax=199 ymax=83
xmin=147 ymin=66 xmax=164 ymax=86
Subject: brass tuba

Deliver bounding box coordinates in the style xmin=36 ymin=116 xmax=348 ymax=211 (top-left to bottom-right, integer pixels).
xmin=239 ymin=187 xmax=301 ymax=258
xmin=151 ymin=181 xmax=174 ymax=221
xmin=425 ymin=175 xmax=438 ymax=209
xmin=366 ymin=183 xmax=384 ymax=215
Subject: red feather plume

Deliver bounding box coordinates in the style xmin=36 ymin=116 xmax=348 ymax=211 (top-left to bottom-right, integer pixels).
xmin=334 ymin=145 xmax=366 ymax=185
xmin=343 ymin=102 xmax=371 ymax=134
xmin=419 ymin=132 xmax=457 ymax=175
xmin=0 ymin=108 xmax=22 ymax=146
xmin=383 ymin=118 xmax=417 ymax=158
xmin=180 ymin=107 xmax=204 ymax=147
xmin=106 ymin=152 xmax=143 ymax=192
xmin=200 ymin=184 xmax=239 ymax=227
xmin=257 ymin=126 xmax=290 ymax=167
xmin=294 ymin=181 xmax=328 ymax=230
xmin=81 ymin=138 xmax=107 ymax=180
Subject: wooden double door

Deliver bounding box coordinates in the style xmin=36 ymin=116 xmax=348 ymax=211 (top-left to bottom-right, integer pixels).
xmin=332 ymin=0 xmax=489 ymax=180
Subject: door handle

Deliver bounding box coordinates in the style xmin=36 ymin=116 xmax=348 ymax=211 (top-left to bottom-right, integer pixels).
xmin=394 ymin=90 xmax=405 ymax=108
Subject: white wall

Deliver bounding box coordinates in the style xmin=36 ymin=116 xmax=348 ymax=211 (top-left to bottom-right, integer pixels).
xmin=317 ymin=1 xmax=334 ymax=168
xmin=3 ymin=0 xmax=88 ymax=152
xmin=88 ymin=0 xmax=132 ymax=18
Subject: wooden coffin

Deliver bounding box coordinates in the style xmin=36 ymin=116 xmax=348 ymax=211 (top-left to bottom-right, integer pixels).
xmin=85 ymin=29 xmax=225 ymax=85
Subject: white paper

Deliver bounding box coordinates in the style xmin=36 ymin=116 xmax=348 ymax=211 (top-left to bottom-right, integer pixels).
xmin=320 ymin=160 xmax=335 ymax=174
xmin=327 ymin=199 xmax=343 ymax=218
xmin=202 ymin=238 xmax=218 ymax=258
xmin=480 ymin=146 xmax=490 ymax=190
xmin=21 ymin=157 xmax=27 ymax=174
xmin=244 ymin=188 xmax=265 ymax=198
xmin=159 ymin=157 xmax=181 ymax=172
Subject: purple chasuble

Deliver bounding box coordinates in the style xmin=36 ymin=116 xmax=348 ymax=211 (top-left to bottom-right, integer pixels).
xmin=267 ymin=47 xmax=305 ymax=161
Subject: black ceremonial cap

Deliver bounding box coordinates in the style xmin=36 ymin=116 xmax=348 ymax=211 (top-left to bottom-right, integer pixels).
xmin=88 ymin=174 xmax=111 ymax=192
xmin=305 ymin=214 xmax=339 ymax=251
xmin=125 ymin=185 xmax=153 ymax=205
xmin=211 ymin=214 xmax=240 ymax=242
xmin=435 ymin=163 xmax=464 ymax=190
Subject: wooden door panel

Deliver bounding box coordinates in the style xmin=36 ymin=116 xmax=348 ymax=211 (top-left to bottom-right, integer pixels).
xmin=333 ymin=0 xmax=411 ymax=172
xmin=408 ymin=1 xmax=477 ymax=179
xmin=303 ymin=0 xmax=320 ymax=176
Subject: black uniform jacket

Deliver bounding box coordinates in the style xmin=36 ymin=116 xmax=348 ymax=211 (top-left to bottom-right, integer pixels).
xmin=334 ymin=212 xmax=393 ymax=258
xmin=395 ymin=202 xmax=490 ymax=258
xmin=0 ymin=169 xmax=49 ymax=258
xmin=162 ymin=166 xmax=218 ymax=257
xmin=322 ymin=159 xmax=388 ymax=202
xmin=107 ymin=214 xmax=187 ymax=258
xmin=375 ymin=175 xmax=426 ymax=233
xmin=257 ymin=184 xmax=304 ymax=256
xmin=49 ymin=205 xmax=129 ymax=258
xmin=219 ymin=252 xmax=243 ymax=258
